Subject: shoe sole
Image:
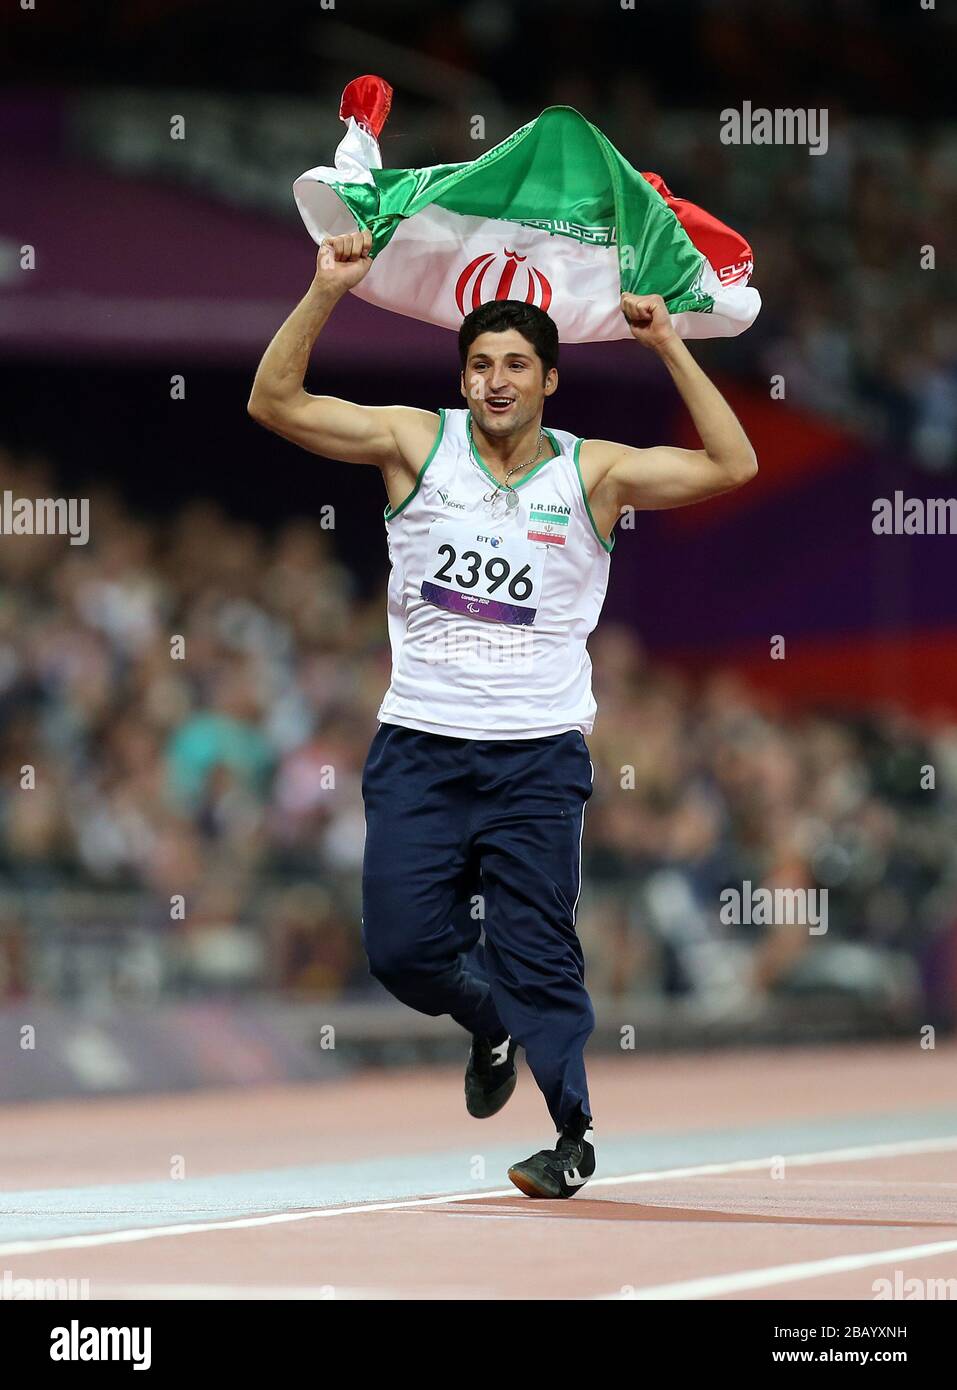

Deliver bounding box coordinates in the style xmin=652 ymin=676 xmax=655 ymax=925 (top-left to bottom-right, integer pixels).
xmin=466 ymin=1069 xmax=517 ymax=1119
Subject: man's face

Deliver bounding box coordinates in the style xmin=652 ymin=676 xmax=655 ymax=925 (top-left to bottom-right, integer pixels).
xmin=460 ymin=329 xmax=557 ymax=437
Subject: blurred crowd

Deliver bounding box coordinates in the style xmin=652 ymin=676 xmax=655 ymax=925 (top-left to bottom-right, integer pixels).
xmin=634 ymin=108 xmax=957 ymax=472
xmin=2 ymin=444 xmax=956 ymax=1020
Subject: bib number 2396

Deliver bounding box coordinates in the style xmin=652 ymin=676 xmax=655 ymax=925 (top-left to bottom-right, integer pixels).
xmin=420 ymin=521 xmax=545 ymax=626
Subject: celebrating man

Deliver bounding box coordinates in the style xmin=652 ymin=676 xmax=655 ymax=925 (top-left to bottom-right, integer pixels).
xmin=248 ymin=229 xmax=757 ymax=1197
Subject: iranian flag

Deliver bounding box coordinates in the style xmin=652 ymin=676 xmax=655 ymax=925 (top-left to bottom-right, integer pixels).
xmin=294 ymin=75 xmax=760 ymax=342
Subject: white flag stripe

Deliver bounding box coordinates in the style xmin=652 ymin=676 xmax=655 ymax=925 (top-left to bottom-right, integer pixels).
xmin=352 ymin=208 xmax=628 ymax=342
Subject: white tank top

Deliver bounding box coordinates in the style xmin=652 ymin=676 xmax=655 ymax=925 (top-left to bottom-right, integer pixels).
xmin=377 ymin=408 xmax=614 ymax=740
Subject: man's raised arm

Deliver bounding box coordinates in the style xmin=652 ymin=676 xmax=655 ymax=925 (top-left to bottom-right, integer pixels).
xmin=247 ymin=230 xmax=437 ymax=472
xmin=582 ymin=293 xmax=758 ymax=513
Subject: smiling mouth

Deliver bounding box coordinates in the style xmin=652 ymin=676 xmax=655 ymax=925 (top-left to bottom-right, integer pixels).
xmin=485 ymin=397 xmax=516 ymax=413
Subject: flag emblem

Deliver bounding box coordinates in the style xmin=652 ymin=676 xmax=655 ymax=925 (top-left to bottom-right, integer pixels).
xmin=455 ymin=249 xmax=553 ymax=316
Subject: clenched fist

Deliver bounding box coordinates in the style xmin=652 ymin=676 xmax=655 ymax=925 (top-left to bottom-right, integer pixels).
xmin=315 ymin=229 xmax=374 ymax=294
xmin=620 ymin=293 xmax=678 ymax=352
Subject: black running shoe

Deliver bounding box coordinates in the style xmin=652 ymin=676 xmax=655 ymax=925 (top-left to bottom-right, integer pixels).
xmin=507 ymin=1120 xmax=596 ymax=1199
xmin=465 ymin=1034 xmax=518 ymax=1118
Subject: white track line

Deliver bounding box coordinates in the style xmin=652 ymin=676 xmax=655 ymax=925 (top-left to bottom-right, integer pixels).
xmin=605 ymin=1237 xmax=957 ymax=1300
xmin=0 ymin=1190 xmax=514 ymax=1258
xmin=2 ymin=1133 xmax=955 ymax=1259
xmin=586 ymin=1133 xmax=957 ymax=1188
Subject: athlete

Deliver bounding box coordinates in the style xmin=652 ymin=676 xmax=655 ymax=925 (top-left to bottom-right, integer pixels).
xmin=248 ymin=229 xmax=758 ymax=1198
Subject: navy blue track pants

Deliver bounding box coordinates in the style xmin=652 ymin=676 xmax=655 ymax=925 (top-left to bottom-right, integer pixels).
xmin=361 ymin=721 xmax=596 ymax=1132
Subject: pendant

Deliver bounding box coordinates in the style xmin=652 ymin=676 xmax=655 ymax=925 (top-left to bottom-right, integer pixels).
xmin=506 ymin=491 xmax=519 ymax=511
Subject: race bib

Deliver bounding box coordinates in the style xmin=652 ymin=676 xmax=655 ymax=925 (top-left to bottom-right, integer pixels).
xmin=420 ymin=520 xmax=545 ymax=626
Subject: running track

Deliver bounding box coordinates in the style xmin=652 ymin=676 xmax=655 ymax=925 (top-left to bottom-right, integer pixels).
xmin=1 ymin=1042 xmax=955 ymax=1300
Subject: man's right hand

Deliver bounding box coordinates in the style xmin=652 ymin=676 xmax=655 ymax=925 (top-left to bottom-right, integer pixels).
xmin=250 ymin=222 xmax=437 ymax=498
xmin=315 ymin=229 xmax=374 ymax=293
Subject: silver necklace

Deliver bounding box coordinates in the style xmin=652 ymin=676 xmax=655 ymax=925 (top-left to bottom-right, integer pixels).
xmin=467 ymin=415 xmax=546 ymax=513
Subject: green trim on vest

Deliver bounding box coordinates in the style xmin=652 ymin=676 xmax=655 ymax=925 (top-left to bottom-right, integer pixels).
xmin=465 ymin=413 xmax=559 ymax=495
xmin=574 ymin=438 xmax=616 ymax=553
xmin=385 ymin=409 xmax=446 ymax=521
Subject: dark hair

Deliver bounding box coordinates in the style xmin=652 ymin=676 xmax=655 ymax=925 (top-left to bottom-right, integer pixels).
xmin=458 ymin=300 xmax=559 ymax=378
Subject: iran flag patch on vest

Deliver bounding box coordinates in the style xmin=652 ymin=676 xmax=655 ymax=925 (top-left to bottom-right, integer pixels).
xmin=527 ymin=507 xmax=570 ymax=546
xmin=294 ymin=75 xmax=760 ymax=343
